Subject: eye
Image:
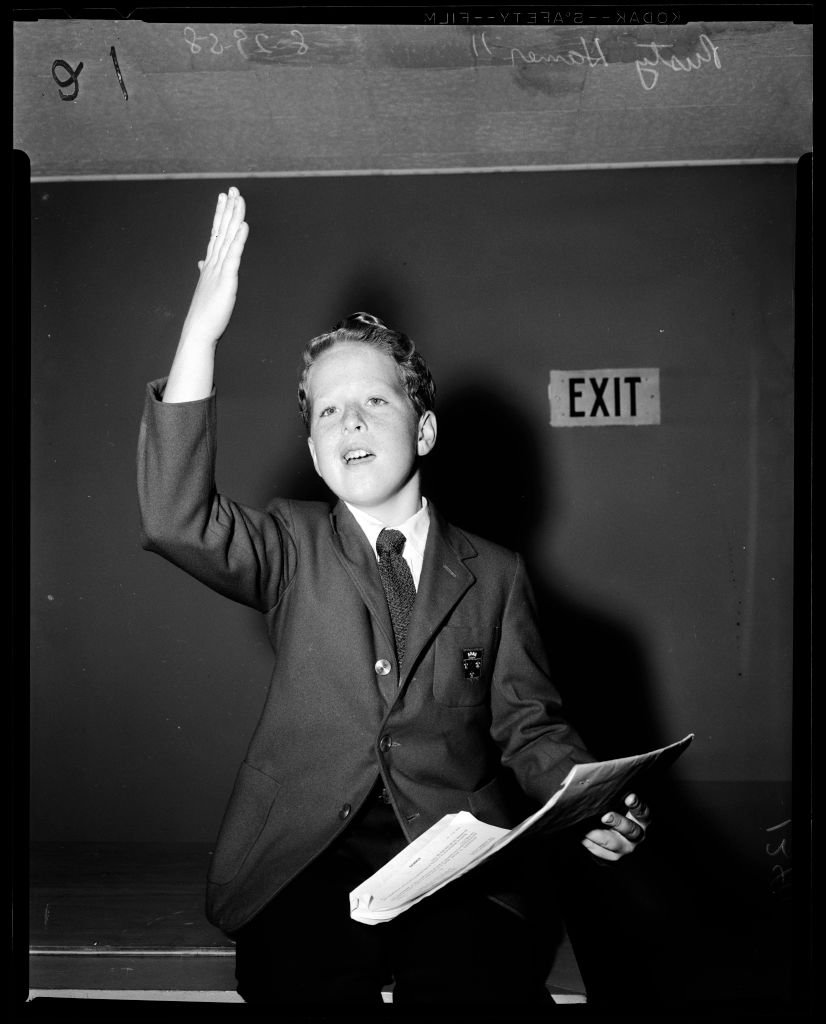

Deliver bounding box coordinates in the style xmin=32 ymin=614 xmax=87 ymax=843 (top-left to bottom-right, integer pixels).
xmin=318 ymin=406 xmax=336 ymax=419
xmin=366 ymin=396 xmax=387 ymax=407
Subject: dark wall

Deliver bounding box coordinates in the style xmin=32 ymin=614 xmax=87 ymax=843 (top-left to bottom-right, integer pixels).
xmin=29 ymin=167 xmax=796 ymax=864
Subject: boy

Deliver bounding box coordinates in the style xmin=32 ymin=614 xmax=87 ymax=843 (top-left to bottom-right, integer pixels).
xmin=138 ymin=187 xmax=649 ymax=1014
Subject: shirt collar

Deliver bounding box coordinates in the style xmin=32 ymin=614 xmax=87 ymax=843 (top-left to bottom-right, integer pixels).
xmin=344 ymin=497 xmax=430 ymax=561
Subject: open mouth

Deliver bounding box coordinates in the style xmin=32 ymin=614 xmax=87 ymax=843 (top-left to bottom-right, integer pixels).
xmin=342 ymin=449 xmax=375 ymax=465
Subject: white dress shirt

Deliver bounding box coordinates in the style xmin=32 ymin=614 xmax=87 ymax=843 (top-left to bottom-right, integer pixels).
xmin=344 ymin=498 xmax=431 ymax=590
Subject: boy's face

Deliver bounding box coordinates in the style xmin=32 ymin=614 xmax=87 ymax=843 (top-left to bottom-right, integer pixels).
xmin=306 ymin=342 xmax=437 ymax=525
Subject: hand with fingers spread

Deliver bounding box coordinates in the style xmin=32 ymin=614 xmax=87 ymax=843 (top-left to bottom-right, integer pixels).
xmin=581 ymin=792 xmax=651 ymax=862
xmin=164 ymin=187 xmax=249 ymax=404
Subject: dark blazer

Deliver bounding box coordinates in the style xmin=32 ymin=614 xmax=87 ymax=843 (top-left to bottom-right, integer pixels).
xmin=137 ymin=380 xmax=592 ymax=935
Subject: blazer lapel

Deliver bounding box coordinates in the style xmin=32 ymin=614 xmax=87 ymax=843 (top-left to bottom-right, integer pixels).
xmin=402 ymin=505 xmax=477 ymax=686
xmin=328 ymin=501 xmax=395 ymax=653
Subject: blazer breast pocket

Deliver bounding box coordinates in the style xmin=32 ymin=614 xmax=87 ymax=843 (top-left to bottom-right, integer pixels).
xmin=432 ymin=624 xmax=499 ymax=707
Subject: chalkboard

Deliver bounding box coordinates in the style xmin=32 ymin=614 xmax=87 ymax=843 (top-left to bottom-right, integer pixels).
xmin=26 ymin=163 xmax=803 ymax=1005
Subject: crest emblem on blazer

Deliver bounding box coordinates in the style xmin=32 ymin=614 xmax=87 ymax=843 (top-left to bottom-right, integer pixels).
xmin=461 ymin=648 xmax=484 ymax=680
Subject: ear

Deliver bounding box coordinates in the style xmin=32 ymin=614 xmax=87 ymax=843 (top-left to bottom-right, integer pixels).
xmin=307 ymin=436 xmax=322 ymax=476
xmin=417 ymin=411 xmax=437 ymax=456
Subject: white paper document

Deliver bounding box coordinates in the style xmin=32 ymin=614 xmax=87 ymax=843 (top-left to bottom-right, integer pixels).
xmin=350 ymin=734 xmax=693 ymax=924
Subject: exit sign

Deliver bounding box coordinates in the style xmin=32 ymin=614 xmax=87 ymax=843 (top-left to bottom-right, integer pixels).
xmin=549 ymin=368 xmax=661 ymax=427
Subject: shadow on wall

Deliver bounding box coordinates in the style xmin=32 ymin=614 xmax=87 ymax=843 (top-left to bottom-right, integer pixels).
xmin=422 ymin=381 xmax=796 ymax=1012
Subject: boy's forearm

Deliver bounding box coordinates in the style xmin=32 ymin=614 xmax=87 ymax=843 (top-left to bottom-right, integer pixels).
xmin=163 ymin=334 xmax=217 ymax=403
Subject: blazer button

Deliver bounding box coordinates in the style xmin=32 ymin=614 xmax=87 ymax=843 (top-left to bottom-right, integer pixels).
xmin=374 ymin=659 xmax=392 ymax=676
xmin=338 ymin=803 xmax=352 ymax=820
xmin=379 ymin=734 xmax=392 ymax=753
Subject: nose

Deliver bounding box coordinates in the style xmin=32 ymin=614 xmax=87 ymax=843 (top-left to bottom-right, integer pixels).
xmin=343 ymin=404 xmax=365 ymax=431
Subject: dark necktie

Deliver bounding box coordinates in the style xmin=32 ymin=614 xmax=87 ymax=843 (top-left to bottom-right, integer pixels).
xmin=376 ymin=528 xmax=416 ymax=665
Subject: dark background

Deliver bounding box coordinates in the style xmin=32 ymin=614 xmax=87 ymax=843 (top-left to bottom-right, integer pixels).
xmin=28 ymin=165 xmax=801 ymax=1005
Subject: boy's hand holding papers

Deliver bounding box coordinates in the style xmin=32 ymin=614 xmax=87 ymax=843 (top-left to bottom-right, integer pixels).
xmin=350 ymin=735 xmax=693 ymax=924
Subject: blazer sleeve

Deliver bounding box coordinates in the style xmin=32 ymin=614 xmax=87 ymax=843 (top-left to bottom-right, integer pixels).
xmin=137 ymin=378 xmax=297 ymax=612
xmin=489 ymin=553 xmax=594 ymax=804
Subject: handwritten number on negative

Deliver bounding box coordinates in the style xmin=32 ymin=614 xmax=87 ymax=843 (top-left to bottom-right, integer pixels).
xmin=52 ymin=59 xmax=84 ymax=101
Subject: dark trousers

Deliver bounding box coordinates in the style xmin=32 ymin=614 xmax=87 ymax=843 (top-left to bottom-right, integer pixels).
xmin=233 ymin=794 xmax=557 ymax=1016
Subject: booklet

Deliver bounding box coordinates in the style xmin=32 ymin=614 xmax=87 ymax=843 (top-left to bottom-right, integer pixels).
xmin=349 ymin=734 xmax=693 ymax=924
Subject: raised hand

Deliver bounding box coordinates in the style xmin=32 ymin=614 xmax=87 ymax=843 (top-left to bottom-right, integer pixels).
xmin=163 ymin=188 xmax=249 ymax=403
xmin=181 ymin=187 xmax=249 ymax=350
